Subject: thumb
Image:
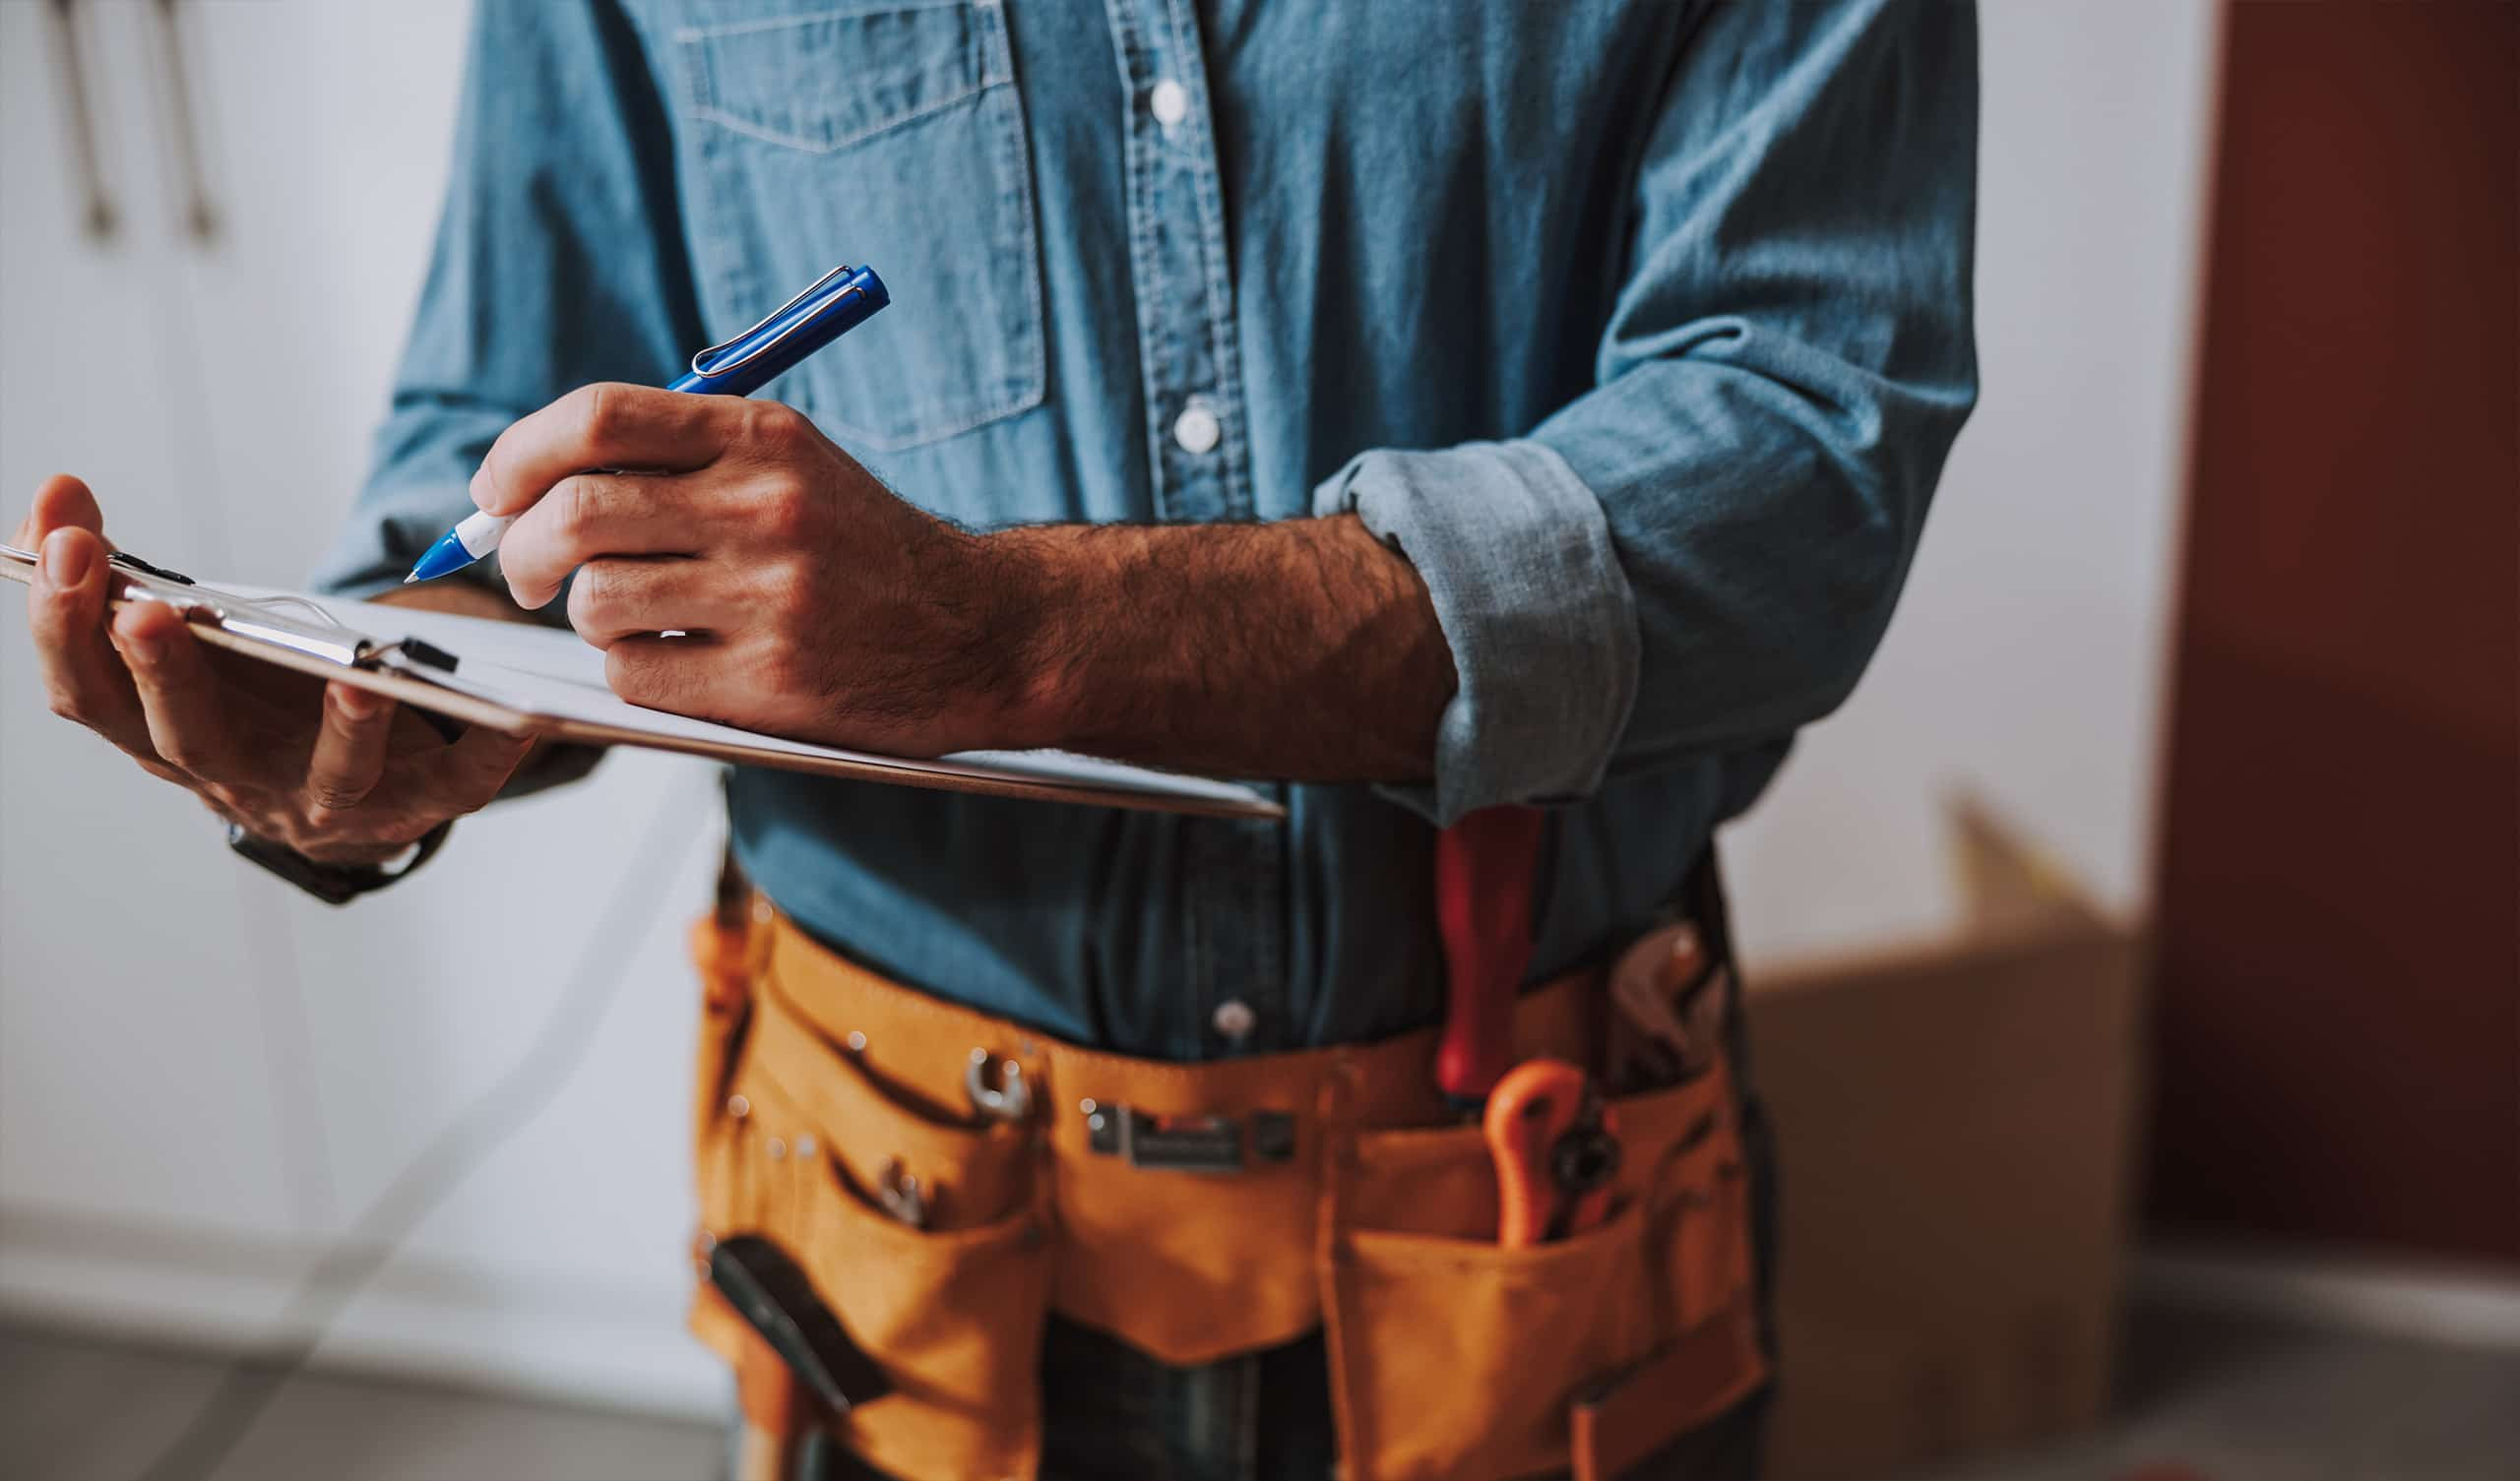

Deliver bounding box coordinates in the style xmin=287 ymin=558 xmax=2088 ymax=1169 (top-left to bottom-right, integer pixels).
xmin=16 ymin=474 xmax=112 ymax=552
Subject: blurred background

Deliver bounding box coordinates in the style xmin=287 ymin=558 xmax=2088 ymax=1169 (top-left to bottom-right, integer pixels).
xmin=0 ymin=2 xmax=2511 ymax=1479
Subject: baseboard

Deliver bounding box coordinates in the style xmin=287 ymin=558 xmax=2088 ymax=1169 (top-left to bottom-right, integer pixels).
xmin=2136 ymin=1241 xmax=2520 ymax=1349
xmin=0 ymin=1211 xmax=727 ymax=1423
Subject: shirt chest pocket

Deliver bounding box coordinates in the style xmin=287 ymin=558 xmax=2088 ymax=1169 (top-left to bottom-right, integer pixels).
xmin=675 ymin=0 xmax=1043 ymax=452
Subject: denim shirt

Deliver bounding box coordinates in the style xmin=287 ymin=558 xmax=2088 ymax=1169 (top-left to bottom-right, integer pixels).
xmin=319 ymin=0 xmax=1979 ymax=1060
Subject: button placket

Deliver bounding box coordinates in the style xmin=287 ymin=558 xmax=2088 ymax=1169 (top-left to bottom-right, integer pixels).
xmin=1103 ymin=0 xmax=1284 ymax=1056
xmin=1102 ymin=0 xmax=1249 ymax=525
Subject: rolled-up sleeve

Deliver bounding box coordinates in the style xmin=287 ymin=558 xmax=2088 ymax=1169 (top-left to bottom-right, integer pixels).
xmin=1312 ymin=441 xmax=1642 ymax=824
xmin=313 ymin=0 xmax=708 ymax=602
xmin=1318 ymin=0 xmax=1980 ymax=826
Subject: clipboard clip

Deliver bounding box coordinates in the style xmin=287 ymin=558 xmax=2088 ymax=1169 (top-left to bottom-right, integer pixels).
xmin=6 ymin=540 xmax=456 ymax=675
xmin=107 ymin=551 xmax=196 ymax=586
xmin=364 ymin=637 xmax=461 ymax=675
xmin=92 ymin=553 xmax=374 ymax=666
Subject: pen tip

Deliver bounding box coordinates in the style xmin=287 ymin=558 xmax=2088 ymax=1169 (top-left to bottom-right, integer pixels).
xmin=403 ymin=574 xmax=419 ymax=585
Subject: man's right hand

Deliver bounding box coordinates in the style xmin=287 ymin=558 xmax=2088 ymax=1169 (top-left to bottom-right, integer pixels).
xmin=17 ymin=473 xmax=536 ymax=865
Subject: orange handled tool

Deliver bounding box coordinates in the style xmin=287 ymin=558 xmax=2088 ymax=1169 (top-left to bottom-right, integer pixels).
xmin=1483 ymin=1058 xmax=1621 ymax=1247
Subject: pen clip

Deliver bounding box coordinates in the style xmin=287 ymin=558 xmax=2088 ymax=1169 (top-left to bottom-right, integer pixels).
xmin=688 ymin=263 xmax=862 ymax=381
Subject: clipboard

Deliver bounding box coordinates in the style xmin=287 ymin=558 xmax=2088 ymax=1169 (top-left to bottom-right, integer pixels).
xmin=0 ymin=544 xmax=1284 ymax=821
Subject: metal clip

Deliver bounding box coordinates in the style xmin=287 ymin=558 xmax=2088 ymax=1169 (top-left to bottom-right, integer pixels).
xmin=875 ymin=1157 xmax=929 ymax=1229
xmin=689 ymin=263 xmax=863 ymax=380
xmin=1080 ymin=1102 xmax=1298 ymax=1174
xmin=106 ymin=551 xmax=195 ymax=586
xmin=966 ymin=1047 xmax=1033 ymax=1123
xmin=364 ymin=636 xmax=461 ymax=674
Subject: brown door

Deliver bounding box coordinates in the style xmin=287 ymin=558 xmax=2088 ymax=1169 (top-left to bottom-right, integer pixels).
xmin=2147 ymin=1 xmax=2519 ymax=1264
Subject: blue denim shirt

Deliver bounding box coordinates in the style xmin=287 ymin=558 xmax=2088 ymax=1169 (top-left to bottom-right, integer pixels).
xmin=320 ymin=0 xmax=1978 ymax=1060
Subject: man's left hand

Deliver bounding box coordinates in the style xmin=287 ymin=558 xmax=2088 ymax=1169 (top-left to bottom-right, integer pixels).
xmin=476 ymin=383 xmax=1040 ymax=757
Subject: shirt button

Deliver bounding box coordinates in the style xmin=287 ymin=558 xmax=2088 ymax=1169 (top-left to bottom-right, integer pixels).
xmin=1212 ymin=999 xmax=1257 ymax=1041
xmin=1149 ymin=79 xmax=1190 ymax=128
xmin=1172 ymin=398 xmax=1222 ymax=455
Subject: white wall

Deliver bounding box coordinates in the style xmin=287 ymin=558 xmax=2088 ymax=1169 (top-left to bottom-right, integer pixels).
xmin=1726 ymin=0 xmax=2222 ymax=964
xmin=0 ymin=0 xmax=731 ymax=1416
xmin=0 ymin=0 xmax=2222 ymax=1418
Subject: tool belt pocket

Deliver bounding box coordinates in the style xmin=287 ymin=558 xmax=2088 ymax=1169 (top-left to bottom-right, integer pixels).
xmin=1322 ymin=1063 xmax=1765 ymax=1481
xmin=694 ymin=958 xmax=1055 ymax=1481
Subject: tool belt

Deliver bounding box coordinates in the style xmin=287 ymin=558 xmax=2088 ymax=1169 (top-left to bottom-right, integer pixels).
xmin=686 ymin=899 xmax=1766 ymax=1481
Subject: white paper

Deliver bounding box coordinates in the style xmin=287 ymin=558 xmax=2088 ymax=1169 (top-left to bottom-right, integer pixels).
xmin=224 ymin=586 xmax=1279 ymax=816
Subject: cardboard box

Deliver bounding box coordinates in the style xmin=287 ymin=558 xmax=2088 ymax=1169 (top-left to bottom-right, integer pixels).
xmin=1744 ymin=801 xmax=2147 ymax=1478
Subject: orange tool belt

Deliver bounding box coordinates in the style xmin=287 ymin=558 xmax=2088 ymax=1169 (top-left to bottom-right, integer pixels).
xmin=686 ymin=895 xmax=1765 ymax=1481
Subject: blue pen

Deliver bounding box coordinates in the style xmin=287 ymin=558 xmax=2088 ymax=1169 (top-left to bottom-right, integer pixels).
xmin=404 ymin=263 xmax=889 ymax=584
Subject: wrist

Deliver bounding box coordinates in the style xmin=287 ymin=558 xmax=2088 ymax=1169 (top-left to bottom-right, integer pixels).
xmin=971 ymin=525 xmax=1094 ymax=752
xmin=228 ymin=816 xmax=454 ymax=904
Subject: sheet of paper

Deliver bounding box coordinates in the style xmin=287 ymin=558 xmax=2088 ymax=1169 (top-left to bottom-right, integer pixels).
xmin=228 ymin=586 xmax=1278 ymax=815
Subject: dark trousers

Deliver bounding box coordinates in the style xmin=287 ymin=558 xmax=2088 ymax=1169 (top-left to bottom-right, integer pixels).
xmin=774 ymin=1300 xmax=1767 ymax=1481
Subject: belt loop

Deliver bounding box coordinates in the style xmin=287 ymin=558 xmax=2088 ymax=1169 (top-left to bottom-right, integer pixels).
xmin=1314 ymin=1054 xmax=1364 ymax=1477
xmin=745 ymin=891 xmax=776 ymax=982
xmin=1312 ymin=1056 xmax=1347 ymax=1222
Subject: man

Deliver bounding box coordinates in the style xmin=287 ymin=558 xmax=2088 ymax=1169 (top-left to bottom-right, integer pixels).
xmin=17 ymin=0 xmax=1976 ymax=1475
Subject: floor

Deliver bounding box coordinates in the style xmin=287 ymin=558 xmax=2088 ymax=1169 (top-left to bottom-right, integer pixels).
xmin=3 ymin=1304 xmax=2517 ymax=1481
xmin=1921 ymin=1304 xmax=2520 ymax=1481
xmin=0 ymin=1325 xmax=719 ymax=1481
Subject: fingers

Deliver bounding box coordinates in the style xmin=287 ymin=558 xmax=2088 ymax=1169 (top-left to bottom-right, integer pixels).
xmin=565 ymin=557 xmax=743 ymax=648
xmin=14 ymin=472 xmax=107 ymax=549
xmin=114 ymin=601 xmax=244 ymax=779
xmin=496 ymin=473 xmax=697 ymax=609
xmin=427 ymin=720 xmax=536 ymax=812
xmin=298 ymin=689 xmax=528 ymax=848
xmin=29 ymin=525 xmax=158 ymax=764
xmin=472 ymin=383 xmax=741 ymax=519
xmin=604 ymin=634 xmax=723 ymax=718
xmin=303 ymin=681 xmax=397 ymax=821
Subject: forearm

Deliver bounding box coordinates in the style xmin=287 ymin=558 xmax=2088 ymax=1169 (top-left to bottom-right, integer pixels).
xmin=370 ymin=577 xmax=527 ymax=624
xmin=433 ymin=389 xmax=1455 ymax=782
xmin=990 ymin=514 xmax=1455 ymax=782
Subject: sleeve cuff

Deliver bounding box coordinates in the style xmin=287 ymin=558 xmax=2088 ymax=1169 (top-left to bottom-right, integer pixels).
xmin=1312 ymin=439 xmax=1641 ymax=825
xmin=309 ymin=477 xmax=474 ymax=598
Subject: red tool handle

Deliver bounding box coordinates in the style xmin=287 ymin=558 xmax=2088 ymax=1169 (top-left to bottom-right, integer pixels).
xmin=1433 ymin=804 xmax=1549 ymax=1105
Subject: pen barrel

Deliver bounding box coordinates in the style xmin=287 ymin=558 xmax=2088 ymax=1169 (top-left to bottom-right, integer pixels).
xmin=673 ymin=265 xmax=889 ymax=398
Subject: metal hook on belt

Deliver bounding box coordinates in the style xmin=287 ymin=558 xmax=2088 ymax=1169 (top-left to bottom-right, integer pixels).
xmin=875 ymin=1157 xmax=929 ymax=1229
xmin=965 ymin=1047 xmax=1032 ymax=1123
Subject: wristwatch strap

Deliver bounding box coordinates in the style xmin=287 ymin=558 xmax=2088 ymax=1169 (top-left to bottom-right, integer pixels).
xmin=225 ymin=818 xmax=453 ymax=905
